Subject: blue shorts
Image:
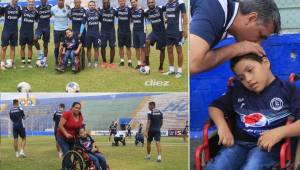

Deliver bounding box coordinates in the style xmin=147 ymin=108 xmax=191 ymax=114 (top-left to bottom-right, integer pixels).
xmin=101 ymin=30 xmax=115 ymax=48
xmin=133 ymin=31 xmax=146 ymax=48
xmin=147 ymin=131 xmax=161 ymax=142
xmin=19 ymin=33 xmax=34 ymax=46
xmin=13 ymin=127 xmax=26 ymax=139
xmin=34 ymin=28 xmax=50 ymax=43
xmin=1 ymin=30 xmax=18 ymax=47
xmin=86 ymin=33 xmax=101 ymax=48
xmin=167 ymin=32 xmax=183 ymax=46
xmin=118 ymin=31 xmax=131 ymax=48
xmin=54 ymin=30 xmax=66 ymax=44
xmin=148 ymin=32 xmax=167 ymax=50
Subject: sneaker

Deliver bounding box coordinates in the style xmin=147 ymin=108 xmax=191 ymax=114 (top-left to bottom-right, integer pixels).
xmin=94 ymin=63 xmax=98 ymax=68
xmin=27 ymin=64 xmax=33 ymax=68
xmin=158 ymin=67 xmax=164 ymax=73
xmin=0 ymin=62 xmax=6 ymax=70
xmin=16 ymin=151 xmax=20 ymax=158
xmin=101 ymin=62 xmax=107 ymax=69
xmin=58 ymin=152 xmax=63 ymax=158
xmin=163 ymin=71 xmax=176 ymax=76
xmin=71 ymin=66 xmax=76 ymax=71
xmin=19 ymin=151 xmax=26 ymax=158
xmin=135 ymin=65 xmax=141 ymax=70
xmin=175 ymin=72 xmax=182 ymax=79
xmin=128 ymin=62 xmax=133 ymax=68
xmin=119 ymin=62 xmax=124 ymax=67
xmin=145 ymin=155 xmax=151 ymax=160
xmin=88 ymin=62 xmax=92 ymax=68
xmin=21 ymin=63 xmax=26 ymax=68
xmin=157 ymin=155 xmax=161 ymax=162
xmin=109 ymin=63 xmax=116 ymax=69
xmin=55 ymin=67 xmax=65 ymax=72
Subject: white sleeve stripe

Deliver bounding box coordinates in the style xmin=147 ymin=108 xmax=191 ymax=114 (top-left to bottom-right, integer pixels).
xmin=217 ymin=0 xmax=228 ymax=27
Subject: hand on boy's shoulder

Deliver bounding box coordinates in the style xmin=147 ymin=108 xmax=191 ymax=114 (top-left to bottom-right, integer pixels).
xmin=217 ymin=123 xmax=234 ymax=147
xmin=257 ymin=128 xmax=284 ymax=152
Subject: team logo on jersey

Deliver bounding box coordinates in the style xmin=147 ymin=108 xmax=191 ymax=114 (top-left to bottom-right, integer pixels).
xmin=242 ymin=112 xmax=268 ymax=127
xmin=270 ymin=97 xmax=283 ymax=111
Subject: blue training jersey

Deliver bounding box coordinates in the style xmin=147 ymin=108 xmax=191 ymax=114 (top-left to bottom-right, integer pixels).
xmin=69 ymin=7 xmax=86 ymax=34
xmin=164 ymin=0 xmax=186 ymax=35
xmin=145 ymin=6 xmax=166 ymax=35
xmin=148 ymin=109 xmax=163 ymax=132
xmin=210 ymin=77 xmax=300 ymax=138
xmin=20 ymin=7 xmax=38 ymax=34
xmin=85 ymin=9 xmax=101 ymax=35
xmin=131 ymin=7 xmax=145 ymax=32
xmin=9 ymin=106 xmax=25 ymax=129
xmin=0 ymin=4 xmax=22 ymax=32
xmin=99 ymin=7 xmax=116 ymax=32
xmin=190 ymin=0 xmax=239 ymax=48
xmin=36 ymin=4 xmax=52 ymax=30
xmin=116 ymin=6 xmax=131 ymax=33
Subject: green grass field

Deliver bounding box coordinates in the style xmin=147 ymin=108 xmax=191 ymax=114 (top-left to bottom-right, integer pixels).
xmin=0 ymin=26 xmax=188 ymax=92
xmin=0 ymin=136 xmax=188 ymax=170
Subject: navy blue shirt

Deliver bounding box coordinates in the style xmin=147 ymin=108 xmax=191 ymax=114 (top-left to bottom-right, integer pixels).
xmin=69 ymin=7 xmax=86 ymax=34
xmin=131 ymin=7 xmax=145 ymax=32
xmin=75 ymin=134 xmax=94 ymax=153
xmin=0 ymin=4 xmax=22 ymax=32
xmin=20 ymin=7 xmax=38 ymax=34
xmin=148 ymin=109 xmax=163 ymax=132
xmin=99 ymin=7 xmax=116 ymax=32
xmin=164 ymin=0 xmax=186 ymax=35
xmin=36 ymin=4 xmax=52 ymax=30
xmin=145 ymin=6 xmax=166 ymax=35
xmin=9 ymin=106 xmax=25 ymax=129
xmin=85 ymin=9 xmax=101 ymax=35
xmin=116 ymin=6 xmax=131 ymax=33
xmin=210 ymin=77 xmax=300 ymax=138
xmin=63 ymin=35 xmax=79 ymax=50
xmin=138 ymin=125 xmax=143 ymax=133
xmin=53 ymin=110 xmax=63 ymax=129
xmin=190 ymin=0 xmax=239 ymax=47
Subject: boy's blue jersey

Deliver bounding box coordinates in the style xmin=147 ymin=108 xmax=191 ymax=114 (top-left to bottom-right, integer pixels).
xmin=210 ymin=77 xmax=300 ymax=138
xmin=20 ymin=7 xmax=38 ymax=34
xmin=145 ymin=6 xmax=166 ymax=35
xmin=131 ymin=7 xmax=145 ymax=32
xmin=76 ymin=135 xmax=94 ymax=153
xmin=63 ymin=35 xmax=79 ymax=50
xmin=164 ymin=0 xmax=186 ymax=35
xmin=99 ymin=7 xmax=116 ymax=32
xmin=116 ymin=6 xmax=131 ymax=32
xmin=85 ymin=9 xmax=101 ymax=34
xmin=9 ymin=106 xmax=25 ymax=129
xmin=36 ymin=4 xmax=52 ymax=30
xmin=0 ymin=4 xmax=22 ymax=32
xmin=148 ymin=109 xmax=163 ymax=132
xmin=69 ymin=7 xmax=86 ymax=33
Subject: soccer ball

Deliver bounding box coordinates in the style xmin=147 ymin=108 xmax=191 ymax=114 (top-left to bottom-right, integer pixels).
xmin=36 ymin=59 xmax=46 ymax=67
xmin=66 ymin=82 xmax=80 ymax=93
xmin=5 ymin=59 xmax=13 ymax=68
xmin=139 ymin=66 xmax=150 ymax=75
xmin=17 ymin=82 xmax=32 ymax=93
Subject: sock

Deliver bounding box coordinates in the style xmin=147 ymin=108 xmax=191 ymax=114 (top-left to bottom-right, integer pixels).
xmin=21 ymin=59 xmax=26 ymax=64
xmin=158 ymin=155 xmax=161 ymax=159
xmin=137 ymin=60 xmax=141 ymax=66
xmin=120 ymin=58 xmax=124 ymax=62
xmin=177 ymin=67 xmax=182 ymax=73
xmin=38 ymin=50 xmax=43 ymax=55
xmin=169 ymin=66 xmax=175 ymax=72
xmin=128 ymin=60 xmax=132 ymax=63
xmin=20 ymin=149 xmax=24 ymax=153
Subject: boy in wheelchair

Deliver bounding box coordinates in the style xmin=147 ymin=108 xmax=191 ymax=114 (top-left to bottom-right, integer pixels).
xmin=75 ymin=127 xmax=108 ymax=170
xmin=205 ymin=53 xmax=300 ymax=170
xmin=135 ymin=123 xmax=144 ymax=146
xmin=56 ymin=28 xmax=82 ymax=73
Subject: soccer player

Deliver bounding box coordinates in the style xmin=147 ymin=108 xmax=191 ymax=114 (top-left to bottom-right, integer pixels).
xmin=51 ymin=0 xmax=70 ymax=66
xmin=130 ymin=0 xmax=146 ymax=70
xmin=9 ymin=99 xmax=27 ymax=158
xmin=116 ymin=0 xmax=132 ymax=67
xmin=53 ymin=103 xmax=65 ymax=158
xmin=99 ymin=0 xmax=116 ymax=69
xmin=34 ymin=0 xmax=52 ymax=65
xmin=145 ymin=0 xmax=166 ymax=73
xmin=163 ymin=0 xmax=187 ymax=78
xmin=108 ymin=121 xmax=117 ymax=142
xmin=69 ymin=0 xmax=86 ymax=63
xmin=182 ymin=120 xmax=188 ymax=142
xmin=126 ymin=124 xmax=131 ymax=137
xmin=85 ymin=0 xmax=101 ymax=68
xmin=19 ymin=0 xmax=38 ymax=68
xmin=145 ymin=101 xmax=163 ymax=162
xmin=0 ymin=0 xmax=22 ymax=70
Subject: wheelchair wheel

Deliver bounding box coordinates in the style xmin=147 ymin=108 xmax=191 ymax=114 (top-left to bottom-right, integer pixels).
xmin=80 ymin=49 xmax=85 ymax=70
xmin=62 ymin=150 xmax=86 ymax=170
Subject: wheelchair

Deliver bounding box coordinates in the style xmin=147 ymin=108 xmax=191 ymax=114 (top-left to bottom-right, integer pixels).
xmin=194 ymin=73 xmax=300 ymax=170
xmin=135 ymin=133 xmax=145 ymax=146
xmin=56 ymin=45 xmax=85 ymax=73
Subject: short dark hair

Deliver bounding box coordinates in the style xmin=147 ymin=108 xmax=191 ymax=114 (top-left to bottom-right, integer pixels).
xmin=89 ymin=0 xmax=95 ymax=4
xmin=230 ymin=53 xmax=264 ymax=70
xmin=65 ymin=28 xmax=72 ymax=32
xmin=72 ymin=102 xmax=81 ymax=108
xmin=238 ymin=0 xmax=281 ymax=34
xmin=59 ymin=103 xmax=65 ymax=108
xmin=13 ymin=99 xmax=18 ymax=105
xmin=149 ymin=101 xmax=155 ymax=106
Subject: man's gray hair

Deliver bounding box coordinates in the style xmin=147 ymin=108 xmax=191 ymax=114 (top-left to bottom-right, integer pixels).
xmin=238 ymin=0 xmax=281 ymax=34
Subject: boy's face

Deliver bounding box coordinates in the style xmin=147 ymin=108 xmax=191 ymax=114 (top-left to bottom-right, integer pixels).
xmin=233 ymin=58 xmax=271 ymax=93
xmin=79 ymin=128 xmax=87 ymax=137
xmin=66 ymin=30 xmax=73 ymax=38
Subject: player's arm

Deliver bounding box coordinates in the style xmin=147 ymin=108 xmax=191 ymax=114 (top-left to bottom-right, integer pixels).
xmin=179 ymin=2 xmax=187 ymax=39
xmin=75 ymin=40 xmax=82 ymax=54
xmin=21 ymin=109 xmax=25 ymax=120
xmin=58 ymin=117 xmax=73 ymax=138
